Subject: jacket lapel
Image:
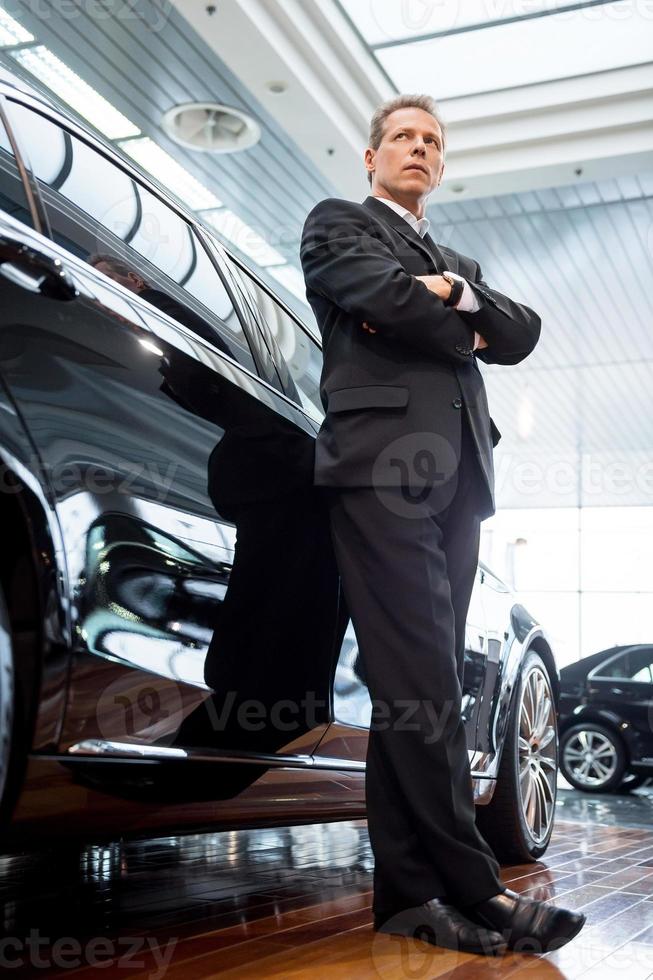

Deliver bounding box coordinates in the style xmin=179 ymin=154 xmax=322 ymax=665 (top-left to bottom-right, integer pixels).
xmin=362 ymin=196 xmax=456 ymax=273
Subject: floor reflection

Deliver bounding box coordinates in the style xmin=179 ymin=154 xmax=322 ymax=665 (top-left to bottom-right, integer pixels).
xmin=556 ymin=780 xmax=653 ymax=829
xmin=2 ymin=787 xmax=653 ymax=976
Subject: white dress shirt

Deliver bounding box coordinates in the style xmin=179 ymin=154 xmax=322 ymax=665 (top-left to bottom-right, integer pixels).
xmin=374 ymin=197 xmax=481 ymax=316
xmin=374 ymin=197 xmax=484 ymax=352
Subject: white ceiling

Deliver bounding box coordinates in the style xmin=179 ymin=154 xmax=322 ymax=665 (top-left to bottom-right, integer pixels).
xmin=201 ymin=0 xmax=653 ymax=202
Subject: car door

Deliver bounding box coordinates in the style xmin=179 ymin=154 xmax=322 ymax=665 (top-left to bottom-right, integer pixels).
xmin=0 ymin=93 xmax=341 ymax=763
xmin=462 ymin=567 xmax=490 ymax=757
xmin=587 ymin=646 xmax=653 ymax=763
xmin=476 ymin=564 xmax=513 ymax=756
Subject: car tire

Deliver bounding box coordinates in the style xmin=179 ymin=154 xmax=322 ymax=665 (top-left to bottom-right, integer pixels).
xmin=560 ymin=721 xmax=626 ymax=793
xmin=476 ymin=650 xmax=558 ymax=863
xmin=0 ymin=584 xmax=21 ymax=828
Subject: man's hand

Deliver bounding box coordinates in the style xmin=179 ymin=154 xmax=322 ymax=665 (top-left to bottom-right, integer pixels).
xmin=414 ymin=274 xmax=452 ymax=301
xmin=417 ymin=273 xmax=488 ymax=350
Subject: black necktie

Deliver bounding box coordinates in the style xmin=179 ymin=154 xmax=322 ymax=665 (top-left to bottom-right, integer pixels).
xmin=422 ymin=232 xmax=448 ymax=274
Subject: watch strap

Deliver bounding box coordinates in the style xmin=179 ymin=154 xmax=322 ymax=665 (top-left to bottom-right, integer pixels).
xmin=443 ymin=273 xmax=464 ymax=308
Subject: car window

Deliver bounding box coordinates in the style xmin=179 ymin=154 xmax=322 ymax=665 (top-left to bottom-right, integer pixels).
xmin=231 ymin=262 xmax=324 ymax=421
xmin=7 ymin=99 xmax=256 ymax=373
xmin=0 ymin=103 xmax=33 ymax=228
xmin=596 ymin=647 xmax=653 ymax=682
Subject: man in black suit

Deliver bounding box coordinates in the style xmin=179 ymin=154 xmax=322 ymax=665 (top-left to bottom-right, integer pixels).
xmin=300 ymin=94 xmax=585 ymax=956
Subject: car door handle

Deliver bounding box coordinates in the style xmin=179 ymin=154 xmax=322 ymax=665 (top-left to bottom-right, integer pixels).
xmin=0 ymin=232 xmax=78 ymax=301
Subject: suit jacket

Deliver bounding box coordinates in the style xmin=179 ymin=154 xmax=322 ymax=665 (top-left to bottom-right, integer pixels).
xmin=299 ymin=195 xmax=541 ymax=518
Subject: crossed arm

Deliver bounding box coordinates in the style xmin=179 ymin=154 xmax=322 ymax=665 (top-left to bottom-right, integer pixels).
xmin=363 ymin=274 xmax=488 ymax=350
xmin=300 ymin=198 xmax=540 ymax=366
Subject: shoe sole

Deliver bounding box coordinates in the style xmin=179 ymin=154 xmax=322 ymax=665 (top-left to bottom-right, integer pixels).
xmin=374 ymin=921 xmax=508 ymax=956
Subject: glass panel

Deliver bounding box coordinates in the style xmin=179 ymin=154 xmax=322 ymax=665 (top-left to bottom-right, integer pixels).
xmin=340 ymin=0 xmax=585 ymax=44
xmin=479 ymin=507 xmax=580 ymax=592
xmin=0 ymin=107 xmax=32 ymax=227
xmin=376 ymin=2 xmax=653 ymax=99
xmin=5 ymin=103 xmax=69 ymax=184
xmin=581 ymin=593 xmax=653 ymax=660
xmin=8 ymin=100 xmax=255 ymax=371
xmin=201 ymin=208 xmax=285 ymax=268
xmin=595 ymin=647 xmax=653 ymax=681
xmin=580 ymin=506 xmax=653 ymax=593
xmin=518 ymin=589 xmax=581 ymax=667
xmin=235 ymin=266 xmax=324 ymax=422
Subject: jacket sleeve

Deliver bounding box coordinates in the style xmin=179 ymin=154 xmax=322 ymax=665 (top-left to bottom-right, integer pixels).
xmin=460 ymin=262 xmax=542 ymax=366
xmin=300 ymin=198 xmax=476 ymax=366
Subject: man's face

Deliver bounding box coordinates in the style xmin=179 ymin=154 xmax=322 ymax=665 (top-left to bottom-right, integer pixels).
xmin=365 ymin=106 xmax=445 ymax=201
xmin=93 ymin=261 xmax=145 ymax=294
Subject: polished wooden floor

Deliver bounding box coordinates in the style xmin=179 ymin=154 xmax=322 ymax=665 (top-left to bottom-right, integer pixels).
xmin=3 ymin=788 xmax=653 ymax=978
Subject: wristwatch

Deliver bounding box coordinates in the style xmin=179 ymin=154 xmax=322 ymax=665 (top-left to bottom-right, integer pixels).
xmin=442 ymin=271 xmax=464 ymax=308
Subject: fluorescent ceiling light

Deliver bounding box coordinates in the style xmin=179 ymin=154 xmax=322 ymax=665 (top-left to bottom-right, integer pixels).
xmin=0 ymin=8 xmax=34 ymax=45
xmin=376 ymin=3 xmax=653 ymax=100
xmin=10 ymin=45 xmax=140 ymax=139
xmin=201 ymin=208 xmax=285 ymax=267
xmin=268 ymin=264 xmax=307 ymax=304
xmin=121 ymin=137 xmax=222 ymax=211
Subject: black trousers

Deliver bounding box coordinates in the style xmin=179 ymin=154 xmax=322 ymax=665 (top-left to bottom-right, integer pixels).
xmin=325 ymin=416 xmax=504 ymax=916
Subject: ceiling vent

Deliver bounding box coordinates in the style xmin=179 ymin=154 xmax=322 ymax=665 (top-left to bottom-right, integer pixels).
xmin=162 ymin=102 xmax=261 ymax=153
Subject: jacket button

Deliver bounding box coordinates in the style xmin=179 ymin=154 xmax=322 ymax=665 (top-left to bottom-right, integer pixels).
xmin=452 ymin=397 xmax=462 ymax=409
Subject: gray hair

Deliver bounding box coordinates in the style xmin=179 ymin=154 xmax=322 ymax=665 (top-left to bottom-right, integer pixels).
xmin=367 ymin=93 xmax=446 ymax=186
xmin=88 ymin=252 xmax=148 ymax=285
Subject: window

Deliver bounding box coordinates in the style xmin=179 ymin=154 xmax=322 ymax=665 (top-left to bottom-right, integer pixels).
xmin=595 ymin=647 xmax=653 ymax=683
xmin=200 ymin=232 xmax=286 ymax=394
xmin=231 ymin=263 xmax=324 ymax=422
xmin=0 ymin=102 xmax=33 ymax=228
xmin=7 ymin=100 xmax=256 ymax=373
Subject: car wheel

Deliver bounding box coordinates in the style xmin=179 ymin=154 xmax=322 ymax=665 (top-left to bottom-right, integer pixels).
xmin=0 ymin=585 xmax=17 ymax=824
xmin=560 ymin=722 xmax=626 ymax=793
xmin=476 ymin=650 xmax=558 ymax=862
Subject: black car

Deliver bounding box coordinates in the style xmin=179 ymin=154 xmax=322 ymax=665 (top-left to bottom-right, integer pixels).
xmin=0 ymin=67 xmax=559 ymax=862
xmin=559 ymin=644 xmax=653 ymax=792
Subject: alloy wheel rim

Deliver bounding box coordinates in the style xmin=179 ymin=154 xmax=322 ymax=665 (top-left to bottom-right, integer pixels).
xmin=518 ymin=665 xmax=558 ymax=843
xmin=562 ymin=730 xmax=618 ymax=788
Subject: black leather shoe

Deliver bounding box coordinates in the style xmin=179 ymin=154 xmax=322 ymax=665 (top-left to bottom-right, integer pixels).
xmin=374 ymin=898 xmax=508 ymax=955
xmin=464 ymin=888 xmax=586 ymax=953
